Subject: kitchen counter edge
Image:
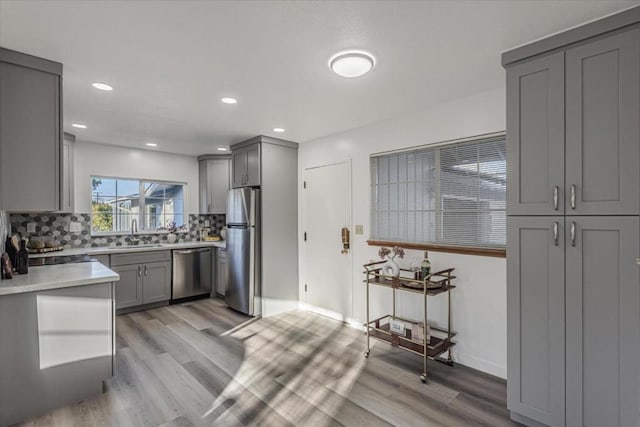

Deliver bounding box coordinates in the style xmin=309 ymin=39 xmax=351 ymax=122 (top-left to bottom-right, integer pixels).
xmin=30 ymin=241 xmax=226 ymax=258
xmin=0 ymin=262 xmax=120 ymax=296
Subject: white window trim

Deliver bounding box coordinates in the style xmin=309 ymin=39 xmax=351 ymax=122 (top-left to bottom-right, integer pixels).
xmin=90 ymin=175 xmax=188 ymax=236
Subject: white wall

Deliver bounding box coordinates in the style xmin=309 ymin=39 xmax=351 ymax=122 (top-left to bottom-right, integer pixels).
xmin=298 ymin=87 xmax=508 ymax=378
xmin=73 ymin=142 xmax=200 ymax=214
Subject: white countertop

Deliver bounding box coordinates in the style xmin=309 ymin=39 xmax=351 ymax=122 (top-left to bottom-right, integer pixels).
xmin=0 ymin=262 xmax=120 ymax=296
xmin=29 ymin=240 xmax=226 ymax=258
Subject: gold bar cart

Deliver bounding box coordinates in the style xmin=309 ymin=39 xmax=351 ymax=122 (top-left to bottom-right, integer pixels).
xmin=363 ymin=261 xmax=457 ymax=383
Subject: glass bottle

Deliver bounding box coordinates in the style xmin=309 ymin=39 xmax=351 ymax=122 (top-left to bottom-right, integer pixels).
xmin=420 ymin=251 xmax=431 ymax=280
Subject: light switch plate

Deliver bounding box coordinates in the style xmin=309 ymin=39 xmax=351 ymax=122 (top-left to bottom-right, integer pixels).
xmin=69 ymin=222 xmax=82 ymax=233
xmin=27 ymin=222 xmax=36 ymax=233
xmin=355 ymin=225 xmax=364 ymax=235
xmin=204 ymin=220 xmax=210 ymax=227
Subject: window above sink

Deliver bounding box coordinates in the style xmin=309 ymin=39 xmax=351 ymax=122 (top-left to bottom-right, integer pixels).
xmin=90 ymin=176 xmax=186 ymax=235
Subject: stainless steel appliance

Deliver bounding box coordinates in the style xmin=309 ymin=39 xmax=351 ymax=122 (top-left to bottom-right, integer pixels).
xmin=172 ymin=248 xmax=212 ymax=300
xmin=226 ymin=188 xmax=260 ymax=316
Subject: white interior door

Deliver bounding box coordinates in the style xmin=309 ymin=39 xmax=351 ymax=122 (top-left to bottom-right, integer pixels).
xmin=303 ymin=161 xmax=351 ymax=321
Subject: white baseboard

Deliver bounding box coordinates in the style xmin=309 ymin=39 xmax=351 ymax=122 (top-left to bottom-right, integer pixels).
xmin=262 ymin=298 xmax=299 ymax=317
xmin=298 ymin=302 xmax=363 ymax=329
xmin=452 ymin=351 xmax=507 ymax=379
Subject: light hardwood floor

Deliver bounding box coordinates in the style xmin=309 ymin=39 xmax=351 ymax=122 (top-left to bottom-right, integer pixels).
xmin=16 ymin=298 xmax=517 ymax=427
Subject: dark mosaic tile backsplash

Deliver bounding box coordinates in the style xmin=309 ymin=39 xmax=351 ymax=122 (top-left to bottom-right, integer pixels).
xmin=9 ymin=213 xmax=225 ymax=249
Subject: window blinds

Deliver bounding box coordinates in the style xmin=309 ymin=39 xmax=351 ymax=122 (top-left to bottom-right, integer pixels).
xmin=370 ymin=135 xmax=506 ymax=248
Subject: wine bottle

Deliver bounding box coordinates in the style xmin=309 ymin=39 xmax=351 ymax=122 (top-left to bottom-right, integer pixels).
xmin=420 ymin=251 xmax=431 ymax=279
xmin=15 ymin=239 xmax=28 ymax=274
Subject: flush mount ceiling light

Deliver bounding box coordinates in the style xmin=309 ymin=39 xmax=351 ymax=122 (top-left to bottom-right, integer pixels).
xmin=71 ymin=123 xmax=87 ymax=129
xmin=221 ymin=97 xmax=237 ymax=104
xmin=146 ymin=142 xmax=158 ymax=147
xmin=272 ymin=128 xmax=285 ymax=133
xmin=92 ymin=82 xmax=113 ymax=91
xmin=217 ymin=147 xmax=228 ymax=151
xmin=329 ymin=51 xmax=375 ymax=78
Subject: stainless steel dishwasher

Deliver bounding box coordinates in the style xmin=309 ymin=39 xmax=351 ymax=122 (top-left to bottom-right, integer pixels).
xmin=172 ymin=248 xmax=212 ymax=301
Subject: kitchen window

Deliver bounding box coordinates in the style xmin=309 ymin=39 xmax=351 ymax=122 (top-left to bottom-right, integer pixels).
xmin=370 ymin=133 xmax=506 ymax=251
xmin=91 ymin=177 xmax=186 ymax=234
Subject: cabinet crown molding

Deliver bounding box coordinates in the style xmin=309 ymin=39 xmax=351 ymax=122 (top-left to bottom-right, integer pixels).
xmin=502 ymin=5 xmax=640 ymax=66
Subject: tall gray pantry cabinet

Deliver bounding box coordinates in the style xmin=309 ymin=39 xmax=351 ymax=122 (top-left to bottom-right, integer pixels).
xmin=503 ymin=7 xmax=640 ymax=427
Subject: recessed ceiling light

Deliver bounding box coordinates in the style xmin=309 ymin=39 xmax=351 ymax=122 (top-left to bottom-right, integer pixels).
xmin=146 ymin=142 xmax=158 ymax=147
xmin=71 ymin=123 xmax=87 ymax=129
xmin=329 ymin=51 xmax=375 ymax=78
xmin=217 ymin=147 xmax=228 ymax=151
xmin=221 ymin=97 xmax=237 ymax=104
xmin=92 ymin=82 xmax=113 ymax=91
xmin=273 ymin=128 xmax=285 ymax=133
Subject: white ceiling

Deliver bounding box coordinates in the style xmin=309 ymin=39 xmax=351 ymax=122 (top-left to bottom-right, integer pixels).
xmin=0 ymin=0 xmax=637 ymax=155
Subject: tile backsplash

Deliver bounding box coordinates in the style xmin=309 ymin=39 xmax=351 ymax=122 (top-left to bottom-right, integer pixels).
xmin=9 ymin=213 xmax=225 ymax=249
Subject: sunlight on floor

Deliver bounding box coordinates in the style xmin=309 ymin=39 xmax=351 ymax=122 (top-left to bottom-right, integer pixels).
xmin=204 ymin=312 xmax=368 ymax=426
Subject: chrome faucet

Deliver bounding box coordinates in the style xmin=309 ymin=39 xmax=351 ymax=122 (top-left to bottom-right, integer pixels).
xmin=130 ymin=218 xmax=140 ymax=245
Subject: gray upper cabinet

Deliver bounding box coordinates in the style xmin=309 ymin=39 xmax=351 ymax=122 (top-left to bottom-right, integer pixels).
xmin=199 ymin=155 xmax=230 ymax=214
xmin=565 ymin=29 xmax=640 ymax=215
xmin=231 ymin=143 xmax=261 ymax=188
xmin=0 ymin=49 xmax=62 ymax=212
xmin=565 ymin=216 xmax=639 ymax=427
xmin=507 ymin=52 xmax=565 ymax=216
xmin=507 ymin=216 xmax=565 ymax=427
xmin=507 ymin=26 xmax=640 ymax=217
xmin=60 ymin=132 xmax=75 ymax=213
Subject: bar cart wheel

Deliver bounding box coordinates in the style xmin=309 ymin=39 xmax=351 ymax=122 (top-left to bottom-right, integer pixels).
xmin=364 ymin=350 xmax=370 ymax=358
xmin=420 ymin=374 xmax=427 ymax=383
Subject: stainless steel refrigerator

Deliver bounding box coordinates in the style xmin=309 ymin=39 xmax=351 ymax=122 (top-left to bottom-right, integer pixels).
xmin=225 ymin=187 xmax=261 ymax=316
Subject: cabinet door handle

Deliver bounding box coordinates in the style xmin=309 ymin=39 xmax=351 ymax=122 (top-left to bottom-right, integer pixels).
xmin=570 ymin=184 xmax=576 ymax=210
xmin=570 ymin=221 xmax=576 ymax=247
xmin=144 ymin=265 xmax=148 ymax=276
xmin=553 ymin=186 xmax=559 ymax=210
xmin=138 ymin=266 xmax=142 ymax=277
xmin=553 ymin=221 xmax=559 ymax=246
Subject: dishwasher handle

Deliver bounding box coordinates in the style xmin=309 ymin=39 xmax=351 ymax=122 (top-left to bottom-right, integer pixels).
xmin=174 ymin=248 xmax=211 ymax=255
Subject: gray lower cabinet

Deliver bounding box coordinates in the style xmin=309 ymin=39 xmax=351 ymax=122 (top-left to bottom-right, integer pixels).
xmin=0 ymin=49 xmax=62 ymax=212
xmin=111 ymin=250 xmax=171 ymax=309
xmin=141 ymin=261 xmax=171 ymax=304
xmin=565 ymin=29 xmax=640 ymax=215
xmin=0 ymin=282 xmax=114 ymax=426
xmin=216 ymin=247 xmax=227 ymax=295
xmin=112 ymin=263 xmax=143 ymax=309
xmin=507 ymin=216 xmax=565 ymax=427
xmin=565 ymin=216 xmax=639 ymax=427
xmin=506 ymin=52 xmax=565 ymax=216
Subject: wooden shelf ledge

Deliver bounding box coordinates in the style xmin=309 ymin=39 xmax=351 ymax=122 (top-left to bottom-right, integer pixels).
xmin=367 ymin=240 xmax=506 ymax=258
